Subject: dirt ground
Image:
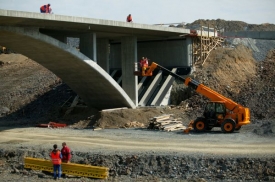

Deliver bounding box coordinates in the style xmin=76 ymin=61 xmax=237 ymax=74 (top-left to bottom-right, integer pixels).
xmin=1 ymin=37 xmax=275 ymax=181
xmin=0 ymin=125 xmax=275 ymax=182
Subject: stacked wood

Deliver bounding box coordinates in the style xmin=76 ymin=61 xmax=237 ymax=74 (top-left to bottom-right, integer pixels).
xmin=148 ymin=114 xmax=186 ymax=132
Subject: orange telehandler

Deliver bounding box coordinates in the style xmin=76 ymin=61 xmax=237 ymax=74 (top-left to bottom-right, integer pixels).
xmin=136 ymin=62 xmax=250 ymax=133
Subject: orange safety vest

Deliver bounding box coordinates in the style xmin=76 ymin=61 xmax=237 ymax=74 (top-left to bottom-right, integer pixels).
xmin=40 ymin=5 xmax=46 ymax=11
xmin=51 ymin=150 xmax=61 ymax=165
xmin=127 ymin=15 xmax=132 ymax=22
xmin=145 ymin=59 xmax=148 ymax=66
xmin=140 ymin=59 xmax=148 ymax=67
xmin=40 ymin=5 xmax=50 ymax=12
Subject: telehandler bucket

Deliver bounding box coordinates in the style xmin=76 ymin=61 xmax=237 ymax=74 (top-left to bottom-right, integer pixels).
xmin=183 ymin=120 xmax=194 ymax=134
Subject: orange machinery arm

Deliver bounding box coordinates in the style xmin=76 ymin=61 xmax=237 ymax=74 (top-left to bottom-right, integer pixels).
xmin=184 ymin=77 xmax=239 ymax=110
xmin=146 ymin=62 xmax=250 ymax=125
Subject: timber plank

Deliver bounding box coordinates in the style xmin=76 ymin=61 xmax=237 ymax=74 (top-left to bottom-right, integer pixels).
xmin=163 ymin=123 xmax=183 ymax=130
xmin=167 ymin=126 xmax=187 ymax=131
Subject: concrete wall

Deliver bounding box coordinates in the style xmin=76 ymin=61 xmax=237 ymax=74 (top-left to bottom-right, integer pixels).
xmin=137 ymin=39 xmax=187 ymax=67
xmin=121 ymin=36 xmax=138 ymax=106
xmin=97 ymin=38 xmax=109 ymax=73
xmin=110 ymin=43 xmax=121 ymax=69
xmin=79 ymin=33 xmax=96 ymax=61
xmin=110 ymin=39 xmax=188 ymax=70
xmin=184 ymin=37 xmax=192 ymax=67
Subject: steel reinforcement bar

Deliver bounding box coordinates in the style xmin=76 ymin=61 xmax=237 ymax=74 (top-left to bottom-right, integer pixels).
xmin=24 ymin=157 xmax=109 ymax=179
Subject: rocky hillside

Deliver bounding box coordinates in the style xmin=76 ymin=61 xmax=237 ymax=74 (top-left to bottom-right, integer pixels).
xmin=185 ymin=19 xmax=275 ymax=32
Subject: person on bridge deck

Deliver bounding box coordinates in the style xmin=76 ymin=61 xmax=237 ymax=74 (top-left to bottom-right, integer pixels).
xmin=139 ymin=57 xmax=149 ymax=75
xmin=61 ymin=142 xmax=72 ymax=163
xmin=40 ymin=4 xmax=51 ymax=13
xmin=50 ymin=144 xmax=62 ymax=180
xmin=48 ymin=6 xmax=52 ymax=14
xmin=126 ymin=14 xmax=133 ymax=22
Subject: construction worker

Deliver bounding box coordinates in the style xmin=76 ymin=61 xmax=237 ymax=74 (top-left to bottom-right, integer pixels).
xmin=48 ymin=6 xmax=52 ymax=14
xmin=40 ymin=4 xmax=51 ymax=13
xmin=139 ymin=57 xmax=149 ymax=76
xmin=50 ymin=144 xmax=62 ymax=180
xmin=61 ymin=142 xmax=71 ymax=163
xmin=139 ymin=57 xmax=145 ymax=70
xmin=126 ymin=14 xmax=132 ymax=22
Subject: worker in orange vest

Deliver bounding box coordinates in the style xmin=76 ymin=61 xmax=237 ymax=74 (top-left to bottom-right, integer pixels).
xmin=50 ymin=144 xmax=63 ymax=180
xmin=139 ymin=57 xmax=149 ymax=75
xmin=126 ymin=14 xmax=133 ymax=22
xmin=40 ymin=4 xmax=51 ymax=13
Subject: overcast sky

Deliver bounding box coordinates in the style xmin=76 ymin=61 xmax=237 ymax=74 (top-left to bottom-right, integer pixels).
xmin=0 ymin=0 xmax=274 ymax=25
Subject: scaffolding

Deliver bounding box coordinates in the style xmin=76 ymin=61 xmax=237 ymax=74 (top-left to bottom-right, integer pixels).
xmin=190 ymin=26 xmax=224 ymax=66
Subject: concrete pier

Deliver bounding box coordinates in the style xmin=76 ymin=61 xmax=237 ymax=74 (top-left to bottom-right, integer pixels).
xmin=121 ymin=36 xmax=138 ymax=106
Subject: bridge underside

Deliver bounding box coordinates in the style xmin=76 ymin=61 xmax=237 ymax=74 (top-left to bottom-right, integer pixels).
xmin=0 ymin=26 xmax=136 ymax=110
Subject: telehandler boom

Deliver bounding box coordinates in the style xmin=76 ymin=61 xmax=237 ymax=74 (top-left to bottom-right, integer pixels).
xmin=136 ymin=62 xmax=250 ymax=133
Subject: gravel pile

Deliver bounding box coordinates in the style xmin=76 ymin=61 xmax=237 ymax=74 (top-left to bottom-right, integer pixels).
xmin=226 ymin=38 xmax=275 ymax=61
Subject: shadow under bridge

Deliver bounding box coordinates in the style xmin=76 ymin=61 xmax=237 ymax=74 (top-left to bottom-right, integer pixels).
xmin=0 ymin=26 xmax=136 ymax=110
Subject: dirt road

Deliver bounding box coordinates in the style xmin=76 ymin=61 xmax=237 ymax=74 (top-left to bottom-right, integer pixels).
xmin=1 ymin=126 xmax=275 ymax=157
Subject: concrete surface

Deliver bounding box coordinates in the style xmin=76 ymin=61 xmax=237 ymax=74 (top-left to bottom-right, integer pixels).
xmin=138 ymin=70 xmax=163 ymax=106
xmin=151 ymin=68 xmax=177 ymax=106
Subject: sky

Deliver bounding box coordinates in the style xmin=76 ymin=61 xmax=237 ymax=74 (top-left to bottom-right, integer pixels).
xmin=0 ymin=0 xmax=274 ymax=25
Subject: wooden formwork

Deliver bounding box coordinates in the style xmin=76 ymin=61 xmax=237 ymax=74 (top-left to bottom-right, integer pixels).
xmin=191 ymin=26 xmax=224 ymax=66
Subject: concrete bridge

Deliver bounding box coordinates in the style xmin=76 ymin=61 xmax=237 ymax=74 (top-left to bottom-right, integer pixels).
xmin=0 ymin=9 xmax=210 ymax=109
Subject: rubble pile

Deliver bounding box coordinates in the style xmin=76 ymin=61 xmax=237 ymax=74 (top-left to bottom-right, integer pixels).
xmin=236 ymin=49 xmax=275 ymax=120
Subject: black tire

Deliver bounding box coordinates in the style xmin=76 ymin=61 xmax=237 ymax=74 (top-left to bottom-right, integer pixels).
xmin=235 ymin=126 xmax=242 ymax=131
xmin=206 ymin=126 xmax=213 ymax=131
xmin=193 ymin=118 xmax=206 ymax=132
xmin=221 ymin=119 xmax=236 ymax=133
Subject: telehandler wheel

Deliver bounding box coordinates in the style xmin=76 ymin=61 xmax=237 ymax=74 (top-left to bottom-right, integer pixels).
xmin=193 ymin=118 xmax=206 ymax=132
xmin=221 ymin=119 xmax=236 ymax=133
xmin=235 ymin=126 xmax=242 ymax=131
